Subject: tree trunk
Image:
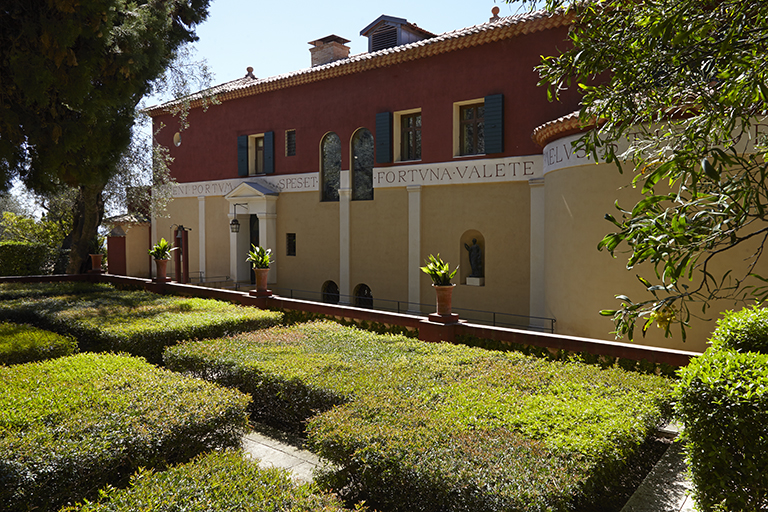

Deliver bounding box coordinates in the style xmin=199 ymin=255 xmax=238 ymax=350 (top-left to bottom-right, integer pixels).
xmin=66 ymin=183 xmax=105 ymax=274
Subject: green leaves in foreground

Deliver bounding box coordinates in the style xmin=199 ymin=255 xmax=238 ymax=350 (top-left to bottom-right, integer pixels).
xmin=63 ymin=450 xmax=353 ymax=512
xmin=0 ymin=353 xmax=251 ymax=512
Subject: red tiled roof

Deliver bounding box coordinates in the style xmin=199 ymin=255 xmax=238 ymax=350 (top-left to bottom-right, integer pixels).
xmin=147 ymin=9 xmax=573 ymax=116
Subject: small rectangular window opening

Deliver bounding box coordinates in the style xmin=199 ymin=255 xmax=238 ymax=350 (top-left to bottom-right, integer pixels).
xmin=286 ymin=233 xmax=296 ymax=256
xmin=286 ymin=130 xmax=296 ymax=157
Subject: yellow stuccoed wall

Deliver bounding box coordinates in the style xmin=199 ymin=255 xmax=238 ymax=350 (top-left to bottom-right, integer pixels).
xmin=203 ymin=196 xmax=233 ymax=280
xmin=125 ymin=223 xmax=150 ymax=278
xmin=544 ymin=162 xmax=768 ymax=353
xmin=157 ymin=197 xmax=200 ymax=280
xmin=421 ymin=182 xmax=531 ymax=316
xmin=275 ymin=191 xmax=340 ymax=294
xmin=349 ymin=188 xmax=410 ymax=303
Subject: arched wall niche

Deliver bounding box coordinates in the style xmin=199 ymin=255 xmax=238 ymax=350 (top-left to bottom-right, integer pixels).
xmin=459 ymin=230 xmax=485 ymax=286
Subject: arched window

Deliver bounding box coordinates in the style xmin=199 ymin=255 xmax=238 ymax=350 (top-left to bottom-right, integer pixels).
xmin=322 ymin=280 xmax=340 ymax=304
xmin=321 ymin=132 xmax=341 ymax=201
xmin=351 ymin=128 xmax=374 ymax=201
xmin=354 ymin=283 xmax=373 ymax=308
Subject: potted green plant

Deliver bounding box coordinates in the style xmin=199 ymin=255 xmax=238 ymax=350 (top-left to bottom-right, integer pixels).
xmin=421 ymin=253 xmax=458 ymax=316
xmin=148 ymin=238 xmax=176 ymax=282
xmin=246 ymin=245 xmax=272 ymax=293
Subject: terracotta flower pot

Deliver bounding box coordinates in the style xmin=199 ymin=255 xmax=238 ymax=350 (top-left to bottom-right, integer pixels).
xmin=433 ymin=284 xmax=455 ymax=315
xmin=88 ymin=253 xmax=103 ymax=273
xmin=154 ymin=258 xmax=169 ymax=282
xmin=255 ymin=267 xmax=270 ymax=292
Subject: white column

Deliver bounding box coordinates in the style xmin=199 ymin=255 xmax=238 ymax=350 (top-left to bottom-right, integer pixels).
xmin=259 ymin=212 xmax=277 ymax=283
xmin=228 ymin=212 xmax=238 ymax=282
xmin=339 ymin=169 xmax=351 ymax=302
xmin=150 ymin=215 xmax=158 ymax=279
xmin=198 ymin=196 xmax=206 ymax=282
xmin=529 ymin=177 xmax=546 ymax=326
xmin=407 ymin=185 xmax=422 ymax=312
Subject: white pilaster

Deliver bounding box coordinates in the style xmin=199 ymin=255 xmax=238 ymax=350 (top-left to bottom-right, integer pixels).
xmin=150 ymin=214 xmax=157 ymax=278
xmin=198 ymin=196 xmax=206 ymax=282
xmin=259 ymin=212 xmax=278 ymax=283
xmin=407 ymin=185 xmax=422 ymax=312
xmin=228 ymin=211 xmax=238 ymax=281
xmin=339 ymin=169 xmax=351 ymax=301
xmin=529 ymin=177 xmax=546 ymax=324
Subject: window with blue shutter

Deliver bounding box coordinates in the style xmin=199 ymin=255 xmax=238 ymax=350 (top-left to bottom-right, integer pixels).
xmin=264 ymin=131 xmax=275 ymax=174
xmin=237 ymin=135 xmax=248 ymax=176
xmin=484 ymin=94 xmax=503 ymax=154
xmin=375 ymin=112 xmax=392 ymax=164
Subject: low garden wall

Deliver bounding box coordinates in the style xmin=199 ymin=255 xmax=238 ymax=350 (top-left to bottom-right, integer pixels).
xmin=0 ymin=273 xmax=699 ymax=368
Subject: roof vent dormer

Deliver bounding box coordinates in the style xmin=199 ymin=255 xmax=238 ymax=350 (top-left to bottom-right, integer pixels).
xmin=360 ymin=15 xmax=435 ymax=53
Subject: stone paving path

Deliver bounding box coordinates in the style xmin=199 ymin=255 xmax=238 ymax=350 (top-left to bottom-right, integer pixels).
xmin=242 ymin=430 xmax=323 ymax=483
xmin=620 ymin=442 xmax=695 ymax=512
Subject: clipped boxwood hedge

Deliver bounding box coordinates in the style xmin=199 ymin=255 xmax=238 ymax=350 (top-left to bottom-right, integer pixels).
xmin=165 ymin=321 xmax=674 ymax=512
xmin=0 ymin=321 xmax=77 ymax=365
xmin=0 ymin=241 xmax=50 ymax=276
xmin=0 ymin=353 xmax=251 ymax=512
xmin=675 ymin=306 xmax=768 ymax=511
xmin=62 ymin=449 xmax=355 ymax=512
xmin=0 ymin=285 xmax=283 ymax=363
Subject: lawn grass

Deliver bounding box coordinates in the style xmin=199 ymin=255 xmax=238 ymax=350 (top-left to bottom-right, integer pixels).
xmin=165 ymin=320 xmax=674 ymax=512
xmin=0 ymin=353 xmax=251 ymax=512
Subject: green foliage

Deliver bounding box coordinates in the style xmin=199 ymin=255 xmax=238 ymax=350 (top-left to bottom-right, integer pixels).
xmin=245 ymin=244 xmax=272 ymax=269
xmin=0 ymin=211 xmax=68 ymax=249
xmin=509 ymin=0 xmax=768 ymax=341
xmin=148 ymin=237 xmax=176 ymax=260
xmin=709 ymin=304 xmax=768 ymax=353
xmin=165 ymin=321 xmax=673 ymax=512
xmin=0 ymin=353 xmax=250 ymax=512
xmin=420 ymin=253 xmax=458 ymax=286
xmin=0 ymin=241 xmax=50 ymax=276
xmin=0 ymin=0 xmax=211 ymax=272
xmin=675 ymin=347 xmax=768 ymax=511
xmin=0 ymin=322 xmax=77 ymax=365
xmin=62 ymin=449 xmax=355 ymax=512
xmin=0 ymin=284 xmax=282 ymax=364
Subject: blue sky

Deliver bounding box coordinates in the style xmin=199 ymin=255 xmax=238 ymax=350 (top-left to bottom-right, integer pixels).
xmin=185 ymin=1 xmax=532 ymax=85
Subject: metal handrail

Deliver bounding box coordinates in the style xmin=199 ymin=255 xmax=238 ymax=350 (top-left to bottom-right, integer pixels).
xmin=269 ymin=286 xmax=555 ymax=333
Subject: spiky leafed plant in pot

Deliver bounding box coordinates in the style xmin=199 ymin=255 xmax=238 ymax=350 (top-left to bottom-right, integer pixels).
xmin=421 ymin=254 xmax=458 ymax=315
xmin=148 ymin=238 xmax=176 ymax=282
xmin=246 ymin=245 xmax=273 ymax=292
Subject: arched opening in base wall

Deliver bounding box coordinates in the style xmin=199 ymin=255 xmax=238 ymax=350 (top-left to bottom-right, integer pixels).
xmin=353 ymin=283 xmax=373 ymax=308
xmin=322 ymin=280 xmax=340 ymax=304
xmin=460 ymin=230 xmax=485 ymax=285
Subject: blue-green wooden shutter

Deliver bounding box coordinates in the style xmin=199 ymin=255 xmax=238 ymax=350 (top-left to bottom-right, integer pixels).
xmin=264 ymin=131 xmax=275 ymax=174
xmin=237 ymin=135 xmax=248 ymax=176
xmin=484 ymin=94 xmax=504 ymax=154
xmin=375 ymin=112 xmax=392 ymax=164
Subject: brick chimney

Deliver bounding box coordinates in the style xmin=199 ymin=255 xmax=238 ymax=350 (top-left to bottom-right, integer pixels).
xmin=309 ymin=35 xmax=351 ymax=67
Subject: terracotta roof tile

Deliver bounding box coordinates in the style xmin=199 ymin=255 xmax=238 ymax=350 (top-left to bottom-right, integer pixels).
xmin=147 ymin=9 xmax=572 ymax=116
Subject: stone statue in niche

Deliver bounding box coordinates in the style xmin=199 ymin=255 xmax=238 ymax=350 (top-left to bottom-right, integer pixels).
xmin=464 ymin=239 xmax=483 ymax=277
